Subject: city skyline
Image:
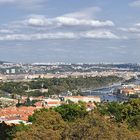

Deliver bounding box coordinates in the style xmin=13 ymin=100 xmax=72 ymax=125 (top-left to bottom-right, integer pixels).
xmin=0 ymin=0 xmax=140 ymax=63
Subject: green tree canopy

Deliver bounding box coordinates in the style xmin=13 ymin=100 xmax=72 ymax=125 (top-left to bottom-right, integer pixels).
xmin=54 ymin=103 xmax=88 ymax=121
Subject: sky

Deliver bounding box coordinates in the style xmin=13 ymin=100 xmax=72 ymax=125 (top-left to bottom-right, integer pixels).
xmin=0 ymin=0 xmax=140 ymax=63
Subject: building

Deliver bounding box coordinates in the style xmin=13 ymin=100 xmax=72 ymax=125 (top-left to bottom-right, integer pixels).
xmin=63 ymin=96 xmax=101 ymax=103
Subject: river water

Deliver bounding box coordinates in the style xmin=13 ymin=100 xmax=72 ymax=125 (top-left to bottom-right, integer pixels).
xmin=80 ymin=79 xmax=140 ymax=102
xmin=81 ymin=84 xmax=121 ymax=102
xmin=81 ymin=79 xmax=140 ymax=102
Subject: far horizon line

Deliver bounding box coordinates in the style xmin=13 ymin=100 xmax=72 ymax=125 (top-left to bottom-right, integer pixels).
xmin=1 ymin=60 xmax=140 ymax=65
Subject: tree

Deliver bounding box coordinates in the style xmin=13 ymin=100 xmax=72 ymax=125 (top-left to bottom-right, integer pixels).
xmin=0 ymin=122 xmax=15 ymax=140
xmin=97 ymin=98 xmax=140 ymax=130
xmin=63 ymin=112 xmax=140 ymax=140
xmin=54 ymin=103 xmax=87 ymax=121
xmin=14 ymin=102 xmax=140 ymax=140
xmin=14 ymin=110 xmax=67 ymax=140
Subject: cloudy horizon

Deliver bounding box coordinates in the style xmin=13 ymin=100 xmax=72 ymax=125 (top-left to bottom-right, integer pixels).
xmin=0 ymin=0 xmax=140 ymax=63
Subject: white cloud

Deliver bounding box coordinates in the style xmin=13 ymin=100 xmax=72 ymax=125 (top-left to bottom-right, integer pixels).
xmin=0 ymin=29 xmax=13 ymax=33
xmin=0 ymin=32 xmax=76 ymax=40
xmin=0 ymin=30 xmax=119 ymax=41
xmin=26 ymin=15 xmax=115 ymax=28
xmin=129 ymin=0 xmax=140 ymax=7
xmin=0 ymin=7 xmax=119 ymax=41
xmin=25 ymin=7 xmax=114 ymax=28
xmin=118 ymin=25 xmax=140 ymax=33
xmin=81 ymin=30 xmax=119 ymax=39
xmin=135 ymin=23 xmax=140 ymax=26
xmin=128 ymin=27 xmax=140 ymax=33
xmin=1 ymin=7 xmax=115 ymax=35
xmin=28 ymin=18 xmax=47 ymax=26
xmin=117 ymin=24 xmax=140 ymax=39
xmin=27 ymin=16 xmax=52 ymax=27
xmin=55 ymin=17 xmax=114 ymax=27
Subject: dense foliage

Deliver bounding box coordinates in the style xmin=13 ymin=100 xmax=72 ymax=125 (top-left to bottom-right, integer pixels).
xmin=0 ymin=76 xmax=123 ymax=97
xmin=0 ymin=98 xmax=137 ymax=139
xmin=14 ymin=109 xmax=140 ymax=140
xmin=97 ymin=98 xmax=140 ymax=130
xmin=54 ymin=103 xmax=87 ymax=121
xmin=0 ymin=122 xmax=15 ymax=140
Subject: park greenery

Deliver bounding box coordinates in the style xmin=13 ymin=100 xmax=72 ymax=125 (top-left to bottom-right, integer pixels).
xmin=1 ymin=75 xmax=139 ymax=139
xmin=0 ymin=76 xmax=123 ymax=97
xmin=0 ymin=98 xmax=140 ymax=140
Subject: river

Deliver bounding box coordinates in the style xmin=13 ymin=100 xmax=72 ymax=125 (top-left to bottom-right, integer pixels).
xmin=81 ymin=83 xmax=122 ymax=102
xmin=80 ymin=80 xmax=140 ymax=102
